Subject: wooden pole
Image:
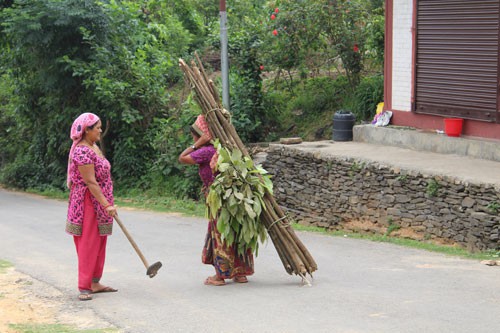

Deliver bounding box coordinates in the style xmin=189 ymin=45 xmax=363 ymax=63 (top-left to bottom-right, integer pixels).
xmin=179 ymin=56 xmax=318 ymax=277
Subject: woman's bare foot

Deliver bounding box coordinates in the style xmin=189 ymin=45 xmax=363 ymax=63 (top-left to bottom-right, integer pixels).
xmin=204 ymin=275 xmax=226 ymax=286
xmin=78 ymin=290 xmax=93 ymax=301
xmin=233 ymin=276 xmax=248 ymax=283
xmin=91 ymin=282 xmax=118 ymax=293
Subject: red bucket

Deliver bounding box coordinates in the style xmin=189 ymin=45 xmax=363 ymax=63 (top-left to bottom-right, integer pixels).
xmin=444 ymin=118 xmax=463 ymax=137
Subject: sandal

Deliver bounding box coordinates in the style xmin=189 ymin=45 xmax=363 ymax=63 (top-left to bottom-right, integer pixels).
xmin=78 ymin=291 xmax=93 ymax=301
xmin=204 ymin=275 xmax=226 ymax=286
xmin=233 ymin=276 xmax=248 ymax=283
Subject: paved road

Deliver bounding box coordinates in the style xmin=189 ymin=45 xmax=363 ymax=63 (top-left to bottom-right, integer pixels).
xmin=0 ymin=188 xmax=499 ymax=333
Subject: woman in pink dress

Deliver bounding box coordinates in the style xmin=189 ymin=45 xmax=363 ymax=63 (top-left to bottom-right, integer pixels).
xmin=66 ymin=113 xmax=118 ymax=301
xmin=179 ymin=115 xmax=254 ymax=286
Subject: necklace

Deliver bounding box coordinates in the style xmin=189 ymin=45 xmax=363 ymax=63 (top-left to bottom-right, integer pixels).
xmin=79 ymin=140 xmax=104 ymax=158
xmin=83 ymin=139 xmax=95 ymax=146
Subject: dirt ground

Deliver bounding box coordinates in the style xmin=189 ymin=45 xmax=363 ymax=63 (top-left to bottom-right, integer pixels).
xmin=0 ymin=266 xmax=117 ymax=332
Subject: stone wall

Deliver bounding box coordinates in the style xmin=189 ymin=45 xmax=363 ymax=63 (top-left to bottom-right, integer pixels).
xmin=263 ymin=145 xmax=500 ymax=251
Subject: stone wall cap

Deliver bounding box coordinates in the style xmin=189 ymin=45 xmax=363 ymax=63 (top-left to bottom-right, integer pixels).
xmin=269 ymin=141 xmax=500 ymax=186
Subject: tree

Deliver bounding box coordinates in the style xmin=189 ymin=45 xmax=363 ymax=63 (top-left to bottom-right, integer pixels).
xmin=0 ymin=0 xmax=192 ymax=188
xmin=0 ymin=0 xmax=109 ymax=188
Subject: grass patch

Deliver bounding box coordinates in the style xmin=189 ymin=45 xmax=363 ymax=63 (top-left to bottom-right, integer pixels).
xmin=25 ymin=187 xmax=205 ymax=217
xmin=25 ymin=187 xmax=68 ymax=200
xmin=114 ymin=191 xmax=205 ymax=217
xmin=8 ymin=324 xmax=118 ymax=333
xmin=0 ymin=259 xmax=13 ymax=274
xmin=292 ymin=223 xmax=500 ymax=261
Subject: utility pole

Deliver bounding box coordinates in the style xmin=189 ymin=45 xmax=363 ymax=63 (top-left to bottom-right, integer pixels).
xmin=220 ymin=0 xmax=230 ymax=111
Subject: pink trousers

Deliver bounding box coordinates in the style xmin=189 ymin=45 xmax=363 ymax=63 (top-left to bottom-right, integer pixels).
xmin=73 ymin=191 xmax=107 ymax=292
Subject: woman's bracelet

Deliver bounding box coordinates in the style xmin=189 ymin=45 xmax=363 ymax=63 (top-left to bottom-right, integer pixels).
xmin=103 ymin=203 xmax=112 ymax=209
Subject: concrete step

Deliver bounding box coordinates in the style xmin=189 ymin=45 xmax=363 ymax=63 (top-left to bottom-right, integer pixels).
xmin=353 ymin=124 xmax=500 ymax=163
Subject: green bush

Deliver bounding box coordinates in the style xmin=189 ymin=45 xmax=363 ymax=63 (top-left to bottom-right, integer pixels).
xmin=148 ymin=97 xmax=202 ymax=200
xmin=273 ymin=75 xmax=349 ymax=140
xmin=290 ymin=76 xmax=349 ymax=117
xmin=352 ymin=74 xmax=384 ymax=121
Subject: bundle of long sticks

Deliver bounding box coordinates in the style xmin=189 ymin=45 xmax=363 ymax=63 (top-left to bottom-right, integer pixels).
xmin=179 ymin=55 xmax=317 ymax=281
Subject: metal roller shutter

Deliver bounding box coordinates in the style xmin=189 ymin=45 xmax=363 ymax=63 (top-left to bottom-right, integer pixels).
xmin=415 ymin=0 xmax=500 ymax=122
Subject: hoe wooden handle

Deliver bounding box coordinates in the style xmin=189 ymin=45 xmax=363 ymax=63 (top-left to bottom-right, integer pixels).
xmin=114 ymin=214 xmax=150 ymax=269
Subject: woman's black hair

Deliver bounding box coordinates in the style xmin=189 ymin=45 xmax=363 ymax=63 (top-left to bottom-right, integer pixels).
xmin=88 ymin=119 xmax=99 ymax=130
xmin=190 ymin=125 xmax=200 ymax=138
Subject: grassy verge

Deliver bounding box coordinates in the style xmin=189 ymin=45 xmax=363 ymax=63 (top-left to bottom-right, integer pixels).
xmin=293 ymin=223 xmax=500 ymax=261
xmin=24 ymin=187 xmax=205 ymax=217
xmin=25 ymin=187 xmax=68 ymax=200
xmin=8 ymin=324 xmax=118 ymax=333
xmin=0 ymin=259 xmax=12 ymax=274
xmin=114 ymin=192 xmax=205 ymax=217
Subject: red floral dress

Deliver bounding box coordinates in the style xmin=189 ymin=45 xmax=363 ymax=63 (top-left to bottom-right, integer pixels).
xmin=190 ymin=145 xmax=254 ymax=279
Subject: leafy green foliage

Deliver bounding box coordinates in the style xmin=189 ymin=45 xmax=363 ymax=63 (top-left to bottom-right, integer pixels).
xmin=264 ymin=1 xmax=325 ymax=76
xmin=426 ymin=179 xmax=440 ymax=197
xmin=0 ymin=0 xmax=385 ymax=202
xmin=365 ymin=7 xmax=385 ymax=68
xmin=0 ymin=0 xmax=191 ymax=190
xmin=148 ymin=95 xmax=202 ymax=199
xmin=228 ymin=32 xmax=266 ymax=142
xmin=262 ymin=0 xmax=373 ymax=90
xmin=0 ymin=72 xmax=25 ymax=170
xmin=206 ymin=142 xmax=273 ymax=256
xmin=487 ymin=201 xmax=499 ymax=214
xmin=352 ymin=74 xmax=384 ymax=121
xmin=0 ymin=0 xmax=110 ymax=189
xmin=291 ymin=76 xmax=349 ymax=116
xmin=274 ymin=75 xmax=349 ymax=140
xmin=64 ymin=1 xmax=191 ymax=183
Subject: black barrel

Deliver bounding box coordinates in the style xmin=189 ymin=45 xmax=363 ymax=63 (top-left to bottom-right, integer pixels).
xmin=332 ymin=110 xmax=355 ymax=141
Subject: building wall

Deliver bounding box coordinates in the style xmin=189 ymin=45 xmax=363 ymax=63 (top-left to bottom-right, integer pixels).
xmin=385 ymin=0 xmax=500 ymax=139
xmin=391 ymin=0 xmax=413 ymax=111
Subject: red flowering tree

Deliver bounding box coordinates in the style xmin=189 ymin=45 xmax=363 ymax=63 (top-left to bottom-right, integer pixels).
xmin=263 ymin=0 xmax=370 ymax=90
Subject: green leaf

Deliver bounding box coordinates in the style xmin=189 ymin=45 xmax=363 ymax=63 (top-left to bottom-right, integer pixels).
xmin=231 ymin=148 xmax=243 ymax=163
xmin=218 ymin=162 xmax=230 ymax=172
xmin=219 ymin=208 xmax=230 ymax=225
xmin=244 ymin=202 xmax=256 ymax=219
xmin=224 ymin=188 xmax=233 ymax=199
xmin=226 ymin=229 xmax=235 ymax=245
xmin=217 ymin=216 xmax=227 ymax=235
xmin=245 ymin=158 xmax=254 ymax=169
xmin=253 ymin=200 xmax=262 ymax=217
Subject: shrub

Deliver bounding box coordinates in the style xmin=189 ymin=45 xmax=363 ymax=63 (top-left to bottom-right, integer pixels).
xmin=352 ymin=74 xmax=384 ymax=121
xmin=290 ymin=76 xmax=349 ymax=117
xmin=148 ymin=97 xmax=202 ymax=200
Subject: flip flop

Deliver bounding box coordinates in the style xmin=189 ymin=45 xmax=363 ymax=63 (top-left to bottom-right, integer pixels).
xmin=92 ymin=286 xmax=118 ymax=294
xmin=78 ymin=291 xmax=93 ymax=301
xmin=204 ymin=276 xmax=226 ymax=286
xmin=233 ymin=276 xmax=248 ymax=283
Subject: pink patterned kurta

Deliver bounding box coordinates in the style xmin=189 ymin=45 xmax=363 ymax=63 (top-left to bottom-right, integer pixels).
xmin=66 ymin=145 xmax=114 ymax=236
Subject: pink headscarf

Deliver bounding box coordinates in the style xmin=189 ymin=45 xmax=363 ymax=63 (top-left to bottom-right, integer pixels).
xmin=67 ymin=113 xmax=100 ymax=188
xmin=192 ymin=114 xmax=213 ymax=140
xmin=192 ymin=115 xmax=218 ymax=171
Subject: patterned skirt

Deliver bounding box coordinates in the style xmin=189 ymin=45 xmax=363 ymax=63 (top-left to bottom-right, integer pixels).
xmin=202 ymin=219 xmax=254 ymax=279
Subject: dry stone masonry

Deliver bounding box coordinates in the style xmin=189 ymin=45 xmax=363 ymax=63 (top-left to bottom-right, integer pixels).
xmin=263 ymin=144 xmax=500 ymax=251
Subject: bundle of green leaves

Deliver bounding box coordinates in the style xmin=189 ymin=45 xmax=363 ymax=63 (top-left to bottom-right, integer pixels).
xmin=206 ymin=141 xmax=273 ymax=256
